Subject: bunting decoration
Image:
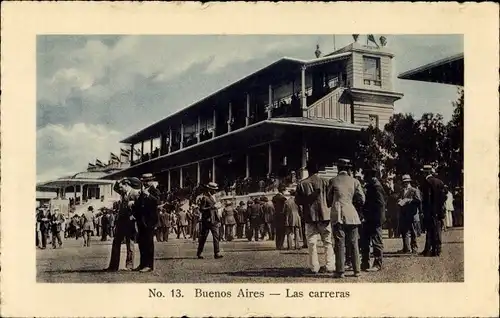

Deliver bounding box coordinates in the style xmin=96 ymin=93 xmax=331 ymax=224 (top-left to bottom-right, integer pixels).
xmin=95 ymin=159 xmax=105 ymax=167
xmin=110 ymin=152 xmax=120 ymax=163
xmin=120 ymin=148 xmax=131 ymax=157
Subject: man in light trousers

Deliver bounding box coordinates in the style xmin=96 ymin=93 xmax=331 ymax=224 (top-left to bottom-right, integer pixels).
xmin=295 ymin=160 xmax=334 ymax=274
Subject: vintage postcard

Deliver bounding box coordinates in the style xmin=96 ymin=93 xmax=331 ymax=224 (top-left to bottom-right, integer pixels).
xmin=1 ymin=2 xmax=498 ymax=317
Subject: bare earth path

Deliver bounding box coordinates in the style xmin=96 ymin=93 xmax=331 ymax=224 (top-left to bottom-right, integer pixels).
xmin=37 ymin=228 xmax=464 ymax=283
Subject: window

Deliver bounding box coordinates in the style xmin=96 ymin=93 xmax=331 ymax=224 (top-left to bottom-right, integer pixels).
xmin=369 ymin=114 xmax=379 ymax=128
xmin=363 ymin=56 xmax=381 ymax=86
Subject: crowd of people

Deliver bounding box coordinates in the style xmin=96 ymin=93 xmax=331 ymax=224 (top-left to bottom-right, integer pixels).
xmin=36 ymin=160 xmax=462 ymax=278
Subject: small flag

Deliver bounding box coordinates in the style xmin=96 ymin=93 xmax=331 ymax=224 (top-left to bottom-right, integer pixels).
xmin=352 ymin=34 xmax=359 ymax=42
xmin=379 ymin=36 xmax=387 ymax=47
xmin=87 ymin=163 xmax=96 ymax=170
xmin=95 ymin=159 xmax=105 ymax=167
xmin=367 ymin=34 xmax=379 ymax=47
xmin=120 ymin=148 xmax=131 ymax=157
xmin=110 ymin=152 xmax=120 ymax=162
xmin=134 ymin=148 xmax=141 ymax=156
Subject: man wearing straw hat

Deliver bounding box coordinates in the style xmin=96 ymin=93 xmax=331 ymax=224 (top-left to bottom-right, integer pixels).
xmin=196 ymin=182 xmax=223 ymax=259
xmin=397 ymin=174 xmax=421 ymax=254
xmin=419 ymin=165 xmax=447 ymax=257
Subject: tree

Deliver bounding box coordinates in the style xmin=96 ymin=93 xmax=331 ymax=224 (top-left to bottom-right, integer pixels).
xmin=353 ymin=125 xmax=393 ymax=175
xmin=441 ymin=88 xmax=464 ymax=188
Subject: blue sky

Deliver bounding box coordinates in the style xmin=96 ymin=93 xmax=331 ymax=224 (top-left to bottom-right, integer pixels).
xmin=36 ymin=34 xmax=463 ymax=182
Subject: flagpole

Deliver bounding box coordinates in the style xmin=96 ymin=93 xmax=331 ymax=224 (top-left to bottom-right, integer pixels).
xmin=333 ymin=35 xmax=336 ymax=51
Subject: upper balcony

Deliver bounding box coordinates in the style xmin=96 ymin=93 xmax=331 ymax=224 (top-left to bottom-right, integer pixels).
xmin=121 ymin=46 xmax=395 ymax=167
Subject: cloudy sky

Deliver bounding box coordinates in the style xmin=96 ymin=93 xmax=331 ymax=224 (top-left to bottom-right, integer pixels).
xmin=37 ymin=34 xmax=463 ymax=182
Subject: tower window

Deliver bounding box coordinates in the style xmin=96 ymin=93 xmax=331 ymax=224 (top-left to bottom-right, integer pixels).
xmin=363 ymin=56 xmax=381 ymax=86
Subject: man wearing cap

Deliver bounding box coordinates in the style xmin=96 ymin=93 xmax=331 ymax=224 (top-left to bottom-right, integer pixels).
xmin=247 ymin=197 xmax=263 ymax=242
xmin=133 ymin=173 xmax=161 ymax=272
xmin=397 ymin=174 xmax=421 ymax=254
xmin=50 ymin=208 xmax=65 ymax=249
xmin=235 ymin=201 xmax=247 ymax=239
xmin=419 ymin=165 xmax=447 ymax=257
xmin=284 ymin=188 xmax=302 ymax=250
xmin=106 ymin=177 xmax=141 ymax=272
xmin=261 ymin=196 xmax=275 ymax=241
xmin=196 ymin=182 xmax=223 ymax=259
xmin=295 ymin=159 xmax=335 ymax=274
xmin=327 ymin=158 xmax=365 ymax=278
xmin=272 ymin=185 xmax=288 ymax=250
xmin=360 ymin=166 xmax=386 ymax=272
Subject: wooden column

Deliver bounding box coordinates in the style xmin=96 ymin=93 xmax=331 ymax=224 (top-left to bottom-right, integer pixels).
xmin=197 ymin=115 xmax=201 ymax=143
xmin=227 ymin=102 xmax=232 ymax=132
xmin=301 ymin=65 xmax=308 ymax=117
xmin=246 ymin=93 xmax=250 ymax=126
xmin=197 ymin=162 xmax=201 ymax=184
xmin=180 ymin=122 xmax=184 ymax=149
xmin=268 ymin=85 xmax=272 ymax=119
xmin=300 ymin=136 xmax=309 ymax=180
xmin=159 ymin=133 xmax=163 ymax=154
xmin=245 ymin=153 xmax=250 ymax=178
xmin=268 ymin=143 xmax=272 ymax=176
xmin=212 ymin=109 xmax=216 ymax=138
xmin=179 ymin=167 xmax=183 ymax=188
xmin=74 ymin=185 xmax=77 ymax=204
xmin=167 ymin=170 xmax=171 ymax=192
xmin=168 ymin=127 xmax=172 ymax=153
xmin=212 ymin=158 xmax=216 ymax=183
xmin=150 ymin=139 xmax=153 ymax=155
xmin=141 ymin=141 xmax=144 ymax=157
xmin=130 ymin=144 xmax=134 ymax=162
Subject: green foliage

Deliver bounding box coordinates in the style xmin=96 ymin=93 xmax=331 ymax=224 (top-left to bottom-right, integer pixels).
xmin=354 ymin=87 xmax=463 ymax=187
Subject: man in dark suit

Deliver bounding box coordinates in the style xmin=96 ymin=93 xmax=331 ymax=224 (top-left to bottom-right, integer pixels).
xmin=360 ymin=166 xmax=386 ymax=272
xmin=247 ymin=197 xmax=263 ymax=242
xmin=196 ymin=182 xmax=223 ymax=259
xmin=295 ymin=160 xmax=334 ymax=274
xmin=272 ymin=185 xmax=288 ymax=250
xmin=419 ymin=165 xmax=447 ymax=257
xmin=106 ymin=177 xmax=140 ymax=272
xmin=133 ymin=173 xmax=161 ymax=272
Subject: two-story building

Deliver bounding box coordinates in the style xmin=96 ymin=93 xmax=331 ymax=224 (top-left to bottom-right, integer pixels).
xmin=106 ymin=42 xmax=403 ymax=192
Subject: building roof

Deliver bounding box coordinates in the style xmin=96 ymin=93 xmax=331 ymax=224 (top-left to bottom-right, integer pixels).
xmin=398 ymin=53 xmax=464 ymax=86
xmin=121 ymin=52 xmax=352 ymax=144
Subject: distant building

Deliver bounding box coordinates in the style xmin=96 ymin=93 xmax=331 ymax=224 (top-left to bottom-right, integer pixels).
xmin=105 ymin=42 xmax=403 ymax=192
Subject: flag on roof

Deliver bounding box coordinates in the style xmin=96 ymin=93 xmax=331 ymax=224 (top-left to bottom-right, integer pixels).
xmin=87 ymin=163 xmax=96 ymax=170
xmin=367 ymin=34 xmax=379 ymax=47
xmin=110 ymin=152 xmax=120 ymax=162
xmin=120 ymin=148 xmax=131 ymax=157
xmin=95 ymin=159 xmax=105 ymax=167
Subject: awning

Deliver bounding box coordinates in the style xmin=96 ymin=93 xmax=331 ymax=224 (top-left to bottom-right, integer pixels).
xmin=36 ymin=178 xmax=115 ymax=191
xmin=106 ymin=117 xmax=361 ymax=179
xmin=398 ymin=53 xmax=464 ymax=86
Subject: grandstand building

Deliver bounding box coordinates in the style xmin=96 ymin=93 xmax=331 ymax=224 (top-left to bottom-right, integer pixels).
xmin=106 ymin=41 xmax=403 ymax=192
